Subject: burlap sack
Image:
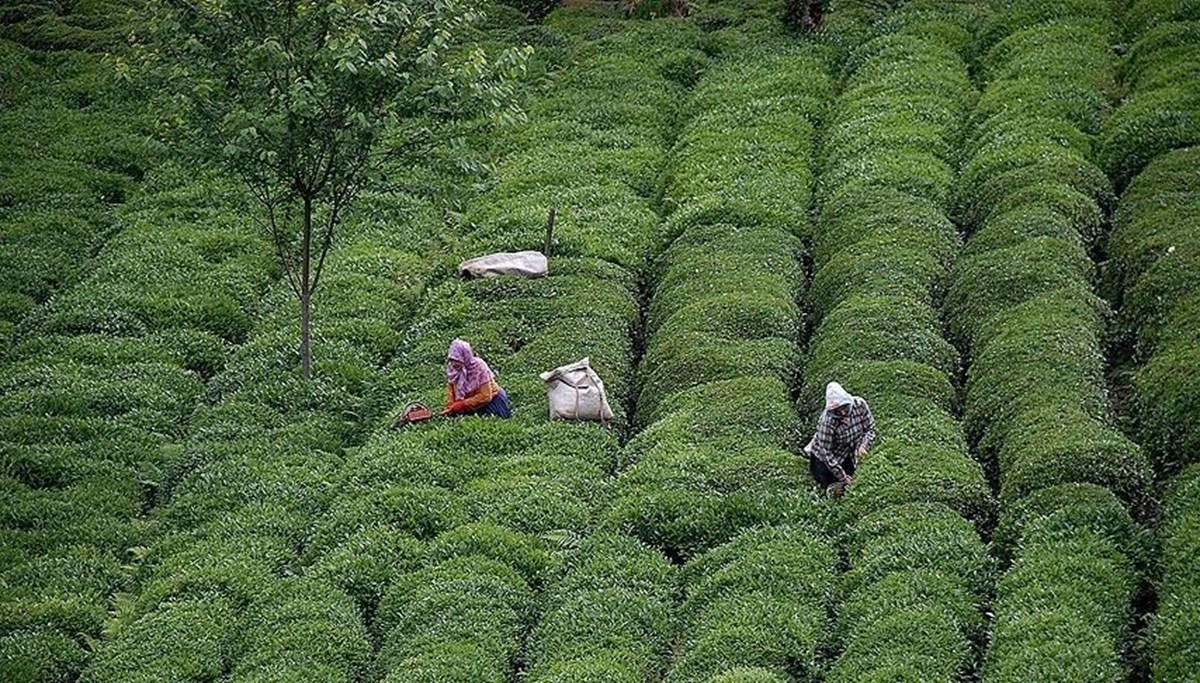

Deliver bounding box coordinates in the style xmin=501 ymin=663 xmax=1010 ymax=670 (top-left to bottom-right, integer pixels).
xmin=458 ymin=251 xmax=548 ymax=279
xmin=539 ymin=357 xmax=614 ymax=422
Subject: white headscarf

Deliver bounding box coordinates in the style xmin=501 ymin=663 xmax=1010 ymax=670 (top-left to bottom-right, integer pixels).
xmin=825 ymin=381 xmax=854 ymax=411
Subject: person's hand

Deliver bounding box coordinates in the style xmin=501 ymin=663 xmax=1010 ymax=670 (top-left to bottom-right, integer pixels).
xmin=439 ymin=407 xmax=452 ymax=417
xmin=855 ymin=446 xmax=867 ymax=463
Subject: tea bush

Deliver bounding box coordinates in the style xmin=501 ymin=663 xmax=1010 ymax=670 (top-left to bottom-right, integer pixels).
xmin=1101 ymin=19 xmax=1200 ymax=187
xmin=802 ymin=13 xmax=991 ymax=678
xmin=949 ymin=3 xmax=1150 ymax=679
xmin=526 ymin=533 xmax=675 ymax=683
xmin=375 ymin=556 xmax=532 ymax=678
xmin=81 ymin=597 xmax=238 ymax=683
xmin=229 ymin=578 xmax=371 ymax=680
xmin=610 ymin=29 xmax=827 ymax=562
xmin=667 ymin=526 xmax=834 ymax=682
xmin=1152 ymin=465 xmax=1200 ymax=682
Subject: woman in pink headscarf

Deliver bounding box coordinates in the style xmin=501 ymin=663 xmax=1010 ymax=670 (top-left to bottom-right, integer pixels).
xmin=442 ymin=339 xmax=511 ymax=418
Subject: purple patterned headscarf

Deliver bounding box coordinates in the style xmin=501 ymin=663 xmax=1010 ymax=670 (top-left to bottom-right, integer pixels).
xmin=447 ymin=338 xmax=494 ymax=397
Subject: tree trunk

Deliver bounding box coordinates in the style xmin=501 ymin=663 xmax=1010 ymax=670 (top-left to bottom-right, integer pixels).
xmin=300 ymin=196 xmax=313 ymax=379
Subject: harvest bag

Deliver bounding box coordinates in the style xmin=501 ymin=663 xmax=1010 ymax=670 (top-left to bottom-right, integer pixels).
xmin=458 ymin=251 xmax=548 ymax=279
xmin=540 ymin=357 xmax=614 ymax=422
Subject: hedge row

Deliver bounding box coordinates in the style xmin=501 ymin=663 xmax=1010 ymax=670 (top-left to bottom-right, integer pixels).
xmin=948 ymin=3 xmax=1151 ymax=507
xmin=804 ymin=6 xmax=991 ymax=679
xmin=524 ymin=533 xmax=676 ymax=683
xmin=0 ymin=161 xmax=277 ymax=682
xmin=319 ymin=11 xmax=699 ymax=681
xmin=1152 ymin=466 xmax=1200 ymax=682
xmin=982 ymin=486 xmax=1144 ymax=683
xmin=948 ymin=3 xmax=1150 ymax=679
xmin=1102 ymin=3 xmax=1200 ymax=470
xmin=1100 ymin=5 xmax=1200 ymax=188
xmin=1102 ymin=6 xmax=1200 ymax=678
xmin=1105 ymin=149 xmax=1200 ymax=469
xmin=606 ymin=29 xmax=830 ymax=562
xmin=667 ymin=525 xmax=836 ymax=683
xmin=83 ymin=179 xmax=454 ymax=680
xmin=0 ymin=37 xmax=154 ymax=355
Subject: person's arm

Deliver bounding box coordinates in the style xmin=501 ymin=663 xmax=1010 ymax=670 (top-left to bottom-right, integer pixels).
xmin=856 ymin=400 xmax=877 ymax=456
xmin=811 ymin=412 xmax=849 ymax=482
xmin=446 ymin=383 xmax=456 ymax=407
xmin=448 ymin=379 xmax=497 ymax=414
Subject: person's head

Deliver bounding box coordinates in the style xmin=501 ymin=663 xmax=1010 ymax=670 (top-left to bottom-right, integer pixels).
xmin=447 ymin=338 xmax=474 ymax=367
xmin=825 ymin=381 xmax=853 ymax=417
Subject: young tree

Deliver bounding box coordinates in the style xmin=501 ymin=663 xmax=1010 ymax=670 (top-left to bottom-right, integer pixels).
xmin=143 ymin=0 xmax=528 ymax=377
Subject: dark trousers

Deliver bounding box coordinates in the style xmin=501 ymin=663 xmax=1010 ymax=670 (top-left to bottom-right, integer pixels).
xmin=470 ymin=388 xmax=512 ymax=419
xmin=810 ymin=453 xmax=855 ymax=487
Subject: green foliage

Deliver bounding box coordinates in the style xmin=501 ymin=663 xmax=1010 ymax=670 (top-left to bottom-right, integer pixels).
xmin=375 ymin=556 xmax=532 ymax=678
xmin=835 ymin=435 xmax=994 ymax=529
xmin=0 ymin=627 xmax=88 ymax=683
xmin=528 ymin=533 xmax=674 ymax=682
xmin=229 ymin=578 xmax=370 ymax=680
xmin=984 ymin=512 xmax=1138 ymax=682
xmin=835 ymin=569 xmax=985 ymax=645
xmin=668 ymin=594 xmax=821 ymax=682
xmin=950 ymin=35 xmax=1148 ymax=683
xmin=627 ymin=377 xmax=800 ymax=460
xmin=305 ymin=526 xmax=425 ymax=618
xmin=0 ymin=46 xmax=156 ymax=346
xmin=607 ymin=442 xmax=818 ymax=559
xmin=841 ymin=503 xmax=992 ymax=601
xmin=0 ymin=545 xmax=125 ymax=637
xmin=826 ymin=606 xmax=971 ymax=683
xmin=992 ymin=484 xmax=1150 ymax=569
xmin=1102 ymin=148 xmax=1200 ymax=473
xmin=82 ymin=597 xmax=237 ymax=682
xmin=528 ymin=588 xmax=673 ymax=681
xmin=808 ymin=294 xmax=959 ymax=379
xmin=1152 ymin=465 xmax=1200 ymax=682
xmin=427 ymin=522 xmax=559 ymax=588
xmin=1101 ymin=18 xmax=1200 ymax=187
xmin=668 ymin=525 xmax=834 ymax=682
xmin=997 ymin=402 xmax=1150 ymax=506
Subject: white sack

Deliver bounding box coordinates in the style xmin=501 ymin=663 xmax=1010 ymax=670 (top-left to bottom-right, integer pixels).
xmin=540 ymin=357 xmax=614 ymax=422
xmin=458 ymin=250 xmax=548 ymax=279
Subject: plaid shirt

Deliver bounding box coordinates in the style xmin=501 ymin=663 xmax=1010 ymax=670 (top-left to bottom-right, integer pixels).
xmin=807 ymin=397 xmax=876 ymax=482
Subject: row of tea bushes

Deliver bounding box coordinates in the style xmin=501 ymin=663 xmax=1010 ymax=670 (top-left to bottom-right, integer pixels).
xmin=667 ymin=525 xmax=835 ymax=682
xmin=0 ymin=36 xmax=154 ymax=354
xmin=328 ymin=10 xmax=702 ymax=680
xmin=1106 ymin=149 xmax=1200 ymax=472
xmin=0 ymin=162 xmax=276 ymax=682
xmin=948 ymin=1 xmax=1150 ymax=679
xmin=1103 ymin=2 xmax=1200 ymax=478
xmin=79 ymin=183 xmax=446 ymax=681
xmin=626 ymin=17 xmax=837 ymax=681
xmin=805 ymin=3 xmax=992 ymax=679
xmin=1102 ymin=3 xmax=1200 ymax=679
xmin=525 ymin=533 xmax=676 ymax=682
xmin=1151 ymin=466 xmax=1200 ymax=682
xmin=1101 ymin=2 xmax=1200 ymax=189
xmin=608 ymin=26 xmax=829 ymax=563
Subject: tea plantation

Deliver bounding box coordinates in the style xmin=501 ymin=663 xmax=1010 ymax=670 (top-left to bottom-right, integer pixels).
xmin=1 ymin=0 xmax=1198 ymax=681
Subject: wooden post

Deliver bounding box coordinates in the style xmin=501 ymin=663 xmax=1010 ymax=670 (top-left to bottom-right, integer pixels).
xmin=543 ymin=206 xmax=557 ymax=257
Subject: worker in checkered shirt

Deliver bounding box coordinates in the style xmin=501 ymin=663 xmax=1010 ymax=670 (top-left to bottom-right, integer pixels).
xmin=804 ymin=381 xmax=876 ymax=497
